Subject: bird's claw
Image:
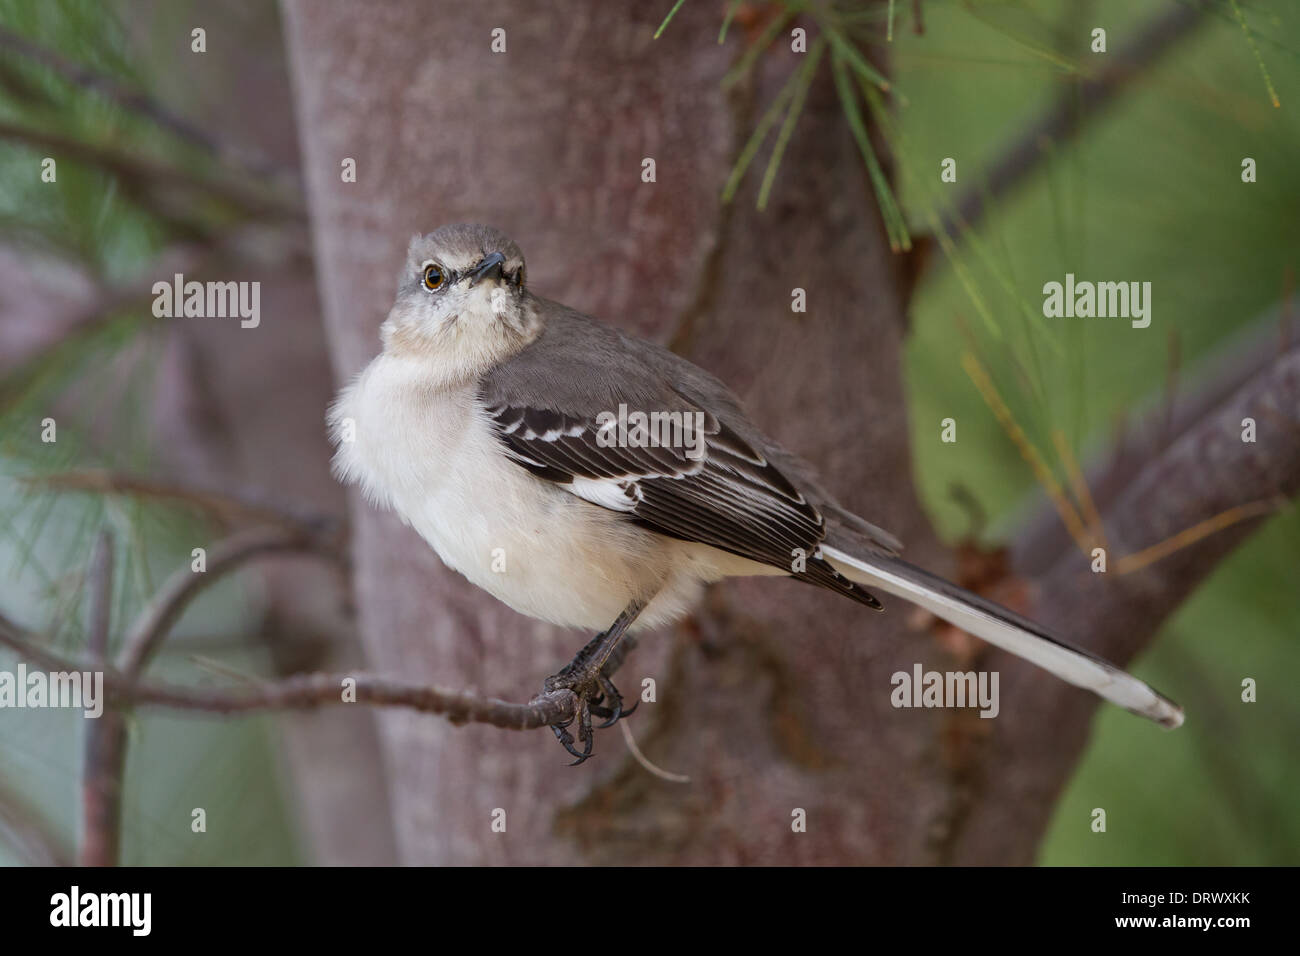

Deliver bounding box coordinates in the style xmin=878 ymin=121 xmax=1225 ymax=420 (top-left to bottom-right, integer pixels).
xmin=543 ymin=663 xmax=632 ymax=764
xmin=589 ymin=674 xmax=636 ymax=728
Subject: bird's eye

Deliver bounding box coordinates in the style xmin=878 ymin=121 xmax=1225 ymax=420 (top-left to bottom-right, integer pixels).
xmin=422 ymin=263 xmax=446 ymax=291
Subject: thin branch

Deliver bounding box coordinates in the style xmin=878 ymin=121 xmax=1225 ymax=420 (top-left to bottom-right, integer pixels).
xmin=0 ymin=612 xmax=577 ymax=731
xmin=0 ymin=612 xmax=78 ymax=672
xmin=942 ymin=1 xmax=1209 ymax=240
xmin=123 ymin=674 xmax=578 ymax=730
xmin=84 ymin=530 xmax=113 ymax=658
xmin=80 ymin=530 xmax=120 ymax=867
xmin=1035 ymin=339 xmax=1300 ymax=653
xmin=117 ymin=525 xmax=342 ymax=679
xmin=2 ymin=519 xmax=337 ymax=868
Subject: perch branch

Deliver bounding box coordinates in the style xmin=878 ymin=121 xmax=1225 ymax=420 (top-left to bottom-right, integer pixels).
xmin=0 ymin=612 xmax=577 ymax=730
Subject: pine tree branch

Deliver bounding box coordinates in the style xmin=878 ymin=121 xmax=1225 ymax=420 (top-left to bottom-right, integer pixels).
xmin=946 ymin=335 xmax=1300 ymax=864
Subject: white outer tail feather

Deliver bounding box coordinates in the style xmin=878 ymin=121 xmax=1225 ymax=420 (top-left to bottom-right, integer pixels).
xmin=821 ymin=545 xmax=1184 ymax=729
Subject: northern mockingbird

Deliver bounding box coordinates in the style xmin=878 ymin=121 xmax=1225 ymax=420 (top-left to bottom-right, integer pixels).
xmin=329 ymin=223 xmax=1183 ymax=763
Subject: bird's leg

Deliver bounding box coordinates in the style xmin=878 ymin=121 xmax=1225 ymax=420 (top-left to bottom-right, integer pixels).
xmin=542 ymin=598 xmax=645 ymax=765
xmin=587 ymin=632 xmax=640 ymax=726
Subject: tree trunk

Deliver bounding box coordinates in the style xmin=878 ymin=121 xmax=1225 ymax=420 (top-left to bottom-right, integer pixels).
xmin=280 ymin=0 xmax=1084 ymax=864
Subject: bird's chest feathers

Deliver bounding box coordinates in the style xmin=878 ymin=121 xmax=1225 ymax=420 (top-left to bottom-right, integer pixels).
xmin=331 ymin=353 xmax=560 ymax=577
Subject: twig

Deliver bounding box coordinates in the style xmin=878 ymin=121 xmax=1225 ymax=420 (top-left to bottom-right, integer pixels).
xmin=80 ymin=530 xmax=120 ymax=867
xmin=0 ymin=612 xmax=577 ymax=730
xmin=0 ymin=612 xmax=77 ymax=672
xmin=2 ymin=518 xmax=336 ymax=867
xmin=117 ymin=525 xmax=342 ymax=679
xmin=84 ymin=530 xmax=113 ymax=659
xmin=123 ymin=674 xmax=578 ymax=730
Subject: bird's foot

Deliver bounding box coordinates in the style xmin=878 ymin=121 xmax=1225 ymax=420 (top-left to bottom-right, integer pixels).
xmin=588 ymin=672 xmax=638 ymax=728
xmin=542 ymin=646 xmax=635 ymax=766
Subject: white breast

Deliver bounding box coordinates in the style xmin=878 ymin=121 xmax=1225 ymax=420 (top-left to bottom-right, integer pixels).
xmin=328 ymin=352 xmax=728 ymax=632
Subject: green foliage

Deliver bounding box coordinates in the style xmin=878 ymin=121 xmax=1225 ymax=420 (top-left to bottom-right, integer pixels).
xmin=660 ymin=0 xmax=909 ymax=245
xmin=893 ymin=0 xmax=1300 ymax=864
xmin=0 ymin=0 xmax=299 ymax=867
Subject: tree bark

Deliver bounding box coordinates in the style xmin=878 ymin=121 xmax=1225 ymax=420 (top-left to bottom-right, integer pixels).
xmin=279 ymin=0 xmax=1288 ymax=864
xmin=283 ymin=0 xmax=955 ymax=864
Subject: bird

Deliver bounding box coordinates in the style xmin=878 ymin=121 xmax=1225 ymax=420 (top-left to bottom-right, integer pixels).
xmin=328 ymin=222 xmax=1183 ymax=763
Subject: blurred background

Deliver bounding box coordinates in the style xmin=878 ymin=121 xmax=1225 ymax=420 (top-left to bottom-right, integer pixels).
xmin=0 ymin=0 xmax=1296 ymax=865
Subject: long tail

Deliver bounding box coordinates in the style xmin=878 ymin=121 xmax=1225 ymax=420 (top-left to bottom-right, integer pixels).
xmin=820 ymin=545 xmax=1184 ymax=729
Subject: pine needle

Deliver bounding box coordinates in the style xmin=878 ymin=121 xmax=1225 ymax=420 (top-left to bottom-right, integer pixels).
xmin=718 ymin=0 xmax=742 ymax=44
xmin=654 ymin=0 xmax=688 ymax=40
xmin=1229 ymin=0 xmax=1282 ymax=108
xmin=722 ymin=8 xmax=795 ymax=89
xmin=757 ymin=39 xmax=826 ymax=210
xmin=722 ymin=66 xmax=802 ymax=204
xmin=823 ymin=20 xmax=891 ymax=91
xmin=831 ymin=50 xmax=909 ymax=251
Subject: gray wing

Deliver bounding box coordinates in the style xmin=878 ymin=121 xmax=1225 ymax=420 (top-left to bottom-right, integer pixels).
xmin=478 ymin=303 xmax=884 ymax=609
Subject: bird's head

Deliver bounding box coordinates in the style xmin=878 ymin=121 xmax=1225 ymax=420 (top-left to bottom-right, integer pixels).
xmin=381 ymin=223 xmax=538 ymax=367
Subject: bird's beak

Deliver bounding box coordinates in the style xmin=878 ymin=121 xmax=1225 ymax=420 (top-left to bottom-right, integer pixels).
xmin=469 ymin=252 xmax=506 ymax=287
